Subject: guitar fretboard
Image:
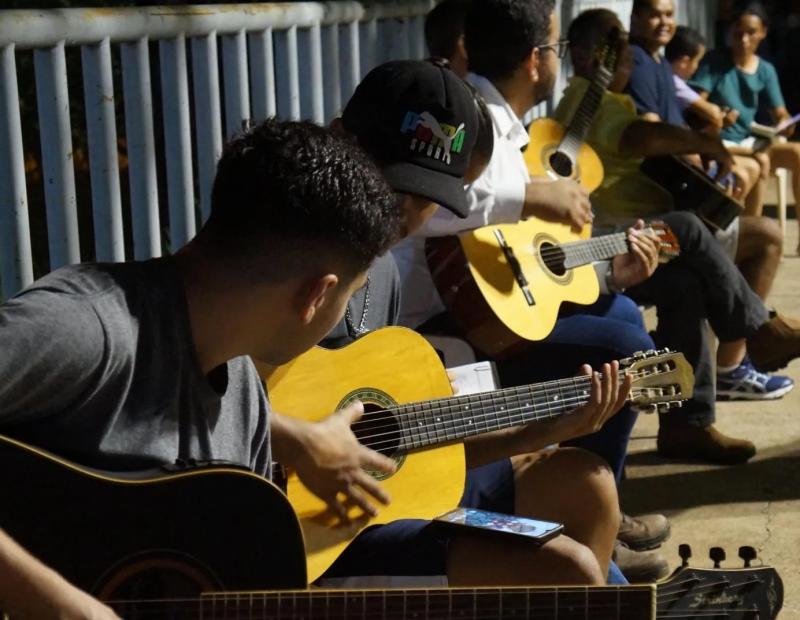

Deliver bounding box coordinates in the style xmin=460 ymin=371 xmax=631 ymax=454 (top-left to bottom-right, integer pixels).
xmin=558 ymin=232 xmax=629 ymax=269
xmin=558 ymin=67 xmax=612 ymax=161
xmin=111 ymin=585 xmax=656 ymax=619
xmin=393 ymin=375 xmax=598 ymax=452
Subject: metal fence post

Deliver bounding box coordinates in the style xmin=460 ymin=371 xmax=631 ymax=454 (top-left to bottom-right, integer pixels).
xmin=159 ymin=36 xmax=196 ymax=249
xmin=33 ymin=42 xmax=81 ymax=269
xmin=82 ymin=37 xmax=125 ymax=263
xmin=0 ymin=44 xmax=33 ymax=298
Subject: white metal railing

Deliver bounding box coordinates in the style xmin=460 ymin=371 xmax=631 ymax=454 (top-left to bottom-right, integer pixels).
xmin=0 ymin=2 xmax=433 ymax=299
xmin=0 ymin=0 xmax=715 ymax=300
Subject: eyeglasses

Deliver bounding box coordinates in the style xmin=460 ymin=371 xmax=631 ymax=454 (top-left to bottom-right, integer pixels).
xmin=538 ymin=39 xmax=570 ymax=59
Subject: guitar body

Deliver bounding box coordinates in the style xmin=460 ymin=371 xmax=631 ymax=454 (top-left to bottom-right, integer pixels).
xmin=257 ymin=327 xmax=464 ymax=583
xmin=525 ymin=117 xmax=605 ymax=194
xmin=424 ymin=117 xmax=609 ymax=359
xmin=427 ymin=219 xmax=601 ymax=358
xmin=0 ymin=435 xmax=307 ymax=598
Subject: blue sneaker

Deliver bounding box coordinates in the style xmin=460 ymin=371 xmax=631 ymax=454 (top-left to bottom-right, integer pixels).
xmin=717 ymin=357 xmax=795 ymax=401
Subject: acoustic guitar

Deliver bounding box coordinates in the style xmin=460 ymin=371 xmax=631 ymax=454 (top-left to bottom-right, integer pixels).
xmin=258 ymin=327 xmax=693 ymax=582
xmin=522 ymin=26 xmax=624 ymax=193
xmin=424 ymin=28 xmax=652 ymax=358
xmin=0 ymin=435 xmax=783 ymax=619
xmin=426 ymin=221 xmax=680 ymax=358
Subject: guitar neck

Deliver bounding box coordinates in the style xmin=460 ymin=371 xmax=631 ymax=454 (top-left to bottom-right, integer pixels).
xmin=558 ymin=66 xmax=613 ymax=160
xmin=557 ymin=232 xmax=629 ymax=269
xmin=111 ymin=585 xmax=656 ymax=619
xmin=392 ymin=372 xmax=619 ymax=452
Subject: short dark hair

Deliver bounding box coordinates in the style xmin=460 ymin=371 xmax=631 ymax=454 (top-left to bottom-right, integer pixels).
xmin=665 ymin=25 xmax=706 ymax=62
xmin=425 ymin=0 xmax=471 ymax=60
xmin=631 ymin=0 xmax=655 ymax=15
xmin=204 ymin=118 xmax=400 ymax=279
xmin=567 ymin=8 xmax=621 ymax=57
xmin=465 ymin=0 xmax=556 ymax=82
xmin=731 ymin=0 xmax=770 ymax=28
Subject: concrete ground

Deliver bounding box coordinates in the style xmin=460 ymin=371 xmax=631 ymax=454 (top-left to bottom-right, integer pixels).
xmin=623 ymin=209 xmax=800 ymax=618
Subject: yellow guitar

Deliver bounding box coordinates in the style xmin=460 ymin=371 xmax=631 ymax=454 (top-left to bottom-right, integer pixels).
xmin=257 ymin=327 xmax=694 ymax=582
xmin=425 ymin=28 xmax=641 ymax=358
xmin=524 ymin=25 xmax=623 ymax=194
xmin=426 ymin=221 xmax=679 ymax=358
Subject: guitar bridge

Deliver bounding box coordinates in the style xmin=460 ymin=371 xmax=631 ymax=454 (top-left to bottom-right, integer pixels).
xmin=494 ymin=228 xmax=535 ymax=306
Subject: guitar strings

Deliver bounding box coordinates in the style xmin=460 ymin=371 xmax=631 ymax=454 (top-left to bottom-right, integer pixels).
xmin=358 ymin=387 xmax=651 ymax=453
xmin=344 ymin=368 xmax=658 ymax=438
xmin=349 ymin=374 xmax=664 ymax=451
xmin=108 ymin=595 xmax=759 ymax=619
xmin=357 ymin=387 xmax=636 ymax=452
xmin=348 ymin=372 xmax=670 ymax=452
xmin=348 ymin=369 xmax=649 ymax=433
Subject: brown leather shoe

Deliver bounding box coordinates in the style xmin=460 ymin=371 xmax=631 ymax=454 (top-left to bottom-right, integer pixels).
xmin=613 ymin=540 xmax=670 ymax=583
xmin=657 ymin=425 xmax=756 ymax=465
xmin=747 ymin=313 xmax=800 ymax=372
xmin=618 ymin=513 xmax=671 ymax=551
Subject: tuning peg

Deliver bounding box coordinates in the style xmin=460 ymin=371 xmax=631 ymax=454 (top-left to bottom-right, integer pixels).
xmin=678 ymin=543 xmax=692 ymax=567
xmin=738 ymin=546 xmax=757 ymax=568
xmin=709 ymin=547 xmax=726 ymax=568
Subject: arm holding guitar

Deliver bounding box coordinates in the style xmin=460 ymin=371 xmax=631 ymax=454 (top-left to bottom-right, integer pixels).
xmin=464 ymin=362 xmax=632 ymax=468
xmin=0 ymin=528 xmax=121 ymax=620
xmin=522 ymin=177 xmax=594 ymax=232
xmin=619 ymin=120 xmax=734 ymax=181
xmin=271 ymin=407 xmax=396 ymax=520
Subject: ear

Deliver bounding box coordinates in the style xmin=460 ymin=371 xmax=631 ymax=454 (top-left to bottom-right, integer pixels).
xmin=525 ymin=46 xmax=540 ymax=82
xmin=297 ymin=274 xmax=339 ymax=325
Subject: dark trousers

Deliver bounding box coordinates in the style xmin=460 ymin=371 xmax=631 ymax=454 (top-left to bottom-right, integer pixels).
xmin=623 ymin=211 xmax=768 ymax=428
xmin=496 ymin=294 xmax=653 ymax=483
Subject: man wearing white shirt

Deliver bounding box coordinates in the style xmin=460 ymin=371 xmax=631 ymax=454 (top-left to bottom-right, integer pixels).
xmin=393 ymin=0 xmax=670 ymax=582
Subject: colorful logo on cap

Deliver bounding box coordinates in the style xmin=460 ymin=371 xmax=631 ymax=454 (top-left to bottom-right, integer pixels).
xmin=400 ymin=111 xmax=466 ymax=165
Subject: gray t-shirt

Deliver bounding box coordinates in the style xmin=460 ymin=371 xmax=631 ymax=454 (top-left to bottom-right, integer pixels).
xmin=0 ymin=258 xmax=271 ymax=476
xmin=321 ymin=252 xmax=401 ymax=349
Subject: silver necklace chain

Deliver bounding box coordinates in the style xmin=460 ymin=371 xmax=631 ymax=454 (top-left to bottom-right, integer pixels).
xmin=345 ymin=276 xmax=371 ymax=338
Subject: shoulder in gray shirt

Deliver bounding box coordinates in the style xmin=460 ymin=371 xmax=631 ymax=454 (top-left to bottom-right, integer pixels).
xmin=0 ymin=258 xmax=270 ymax=476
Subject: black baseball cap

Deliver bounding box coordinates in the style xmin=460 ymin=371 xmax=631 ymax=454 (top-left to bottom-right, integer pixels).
xmin=341 ymin=60 xmax=479 ymax=218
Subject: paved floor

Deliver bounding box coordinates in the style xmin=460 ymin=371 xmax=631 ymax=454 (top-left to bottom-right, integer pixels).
xmin=623 ymin=216 xmax=800 ymax=618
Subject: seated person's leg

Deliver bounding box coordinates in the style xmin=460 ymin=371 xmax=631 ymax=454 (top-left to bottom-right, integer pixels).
xmin=731 ymin=154 xmax=762 ymax=216
xmin=495 ymin=295 xmax=653 ymax=482
xmin=736 ymin=214 xmax=782 ymax=301
xmin=321 ymin=451 xmax=616 ymax=586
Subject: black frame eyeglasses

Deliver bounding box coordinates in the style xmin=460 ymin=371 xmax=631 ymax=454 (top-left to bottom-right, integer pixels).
xmin=538 ymin=39 xmax=570 ymax=59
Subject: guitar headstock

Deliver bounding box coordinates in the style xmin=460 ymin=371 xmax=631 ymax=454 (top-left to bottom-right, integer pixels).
xmin=620 ymin=349 xmax=694 ymax=413
xmin=643 ymin=220 xmax=681 ymax=263
xmin=594 ymin=25 xmax=625 ymax=76
xmin=657 ymin=545 xmax=784 ymax=620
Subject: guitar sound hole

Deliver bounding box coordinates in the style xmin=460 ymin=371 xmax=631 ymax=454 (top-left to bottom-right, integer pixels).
xmin=539 ymin=241 xmax=567 ymax=276
xmin=96 ymin=552 xmax=219 ymax=601
xmin=353 ymin=404 xmax=401 ymax=458
xmin=548 ymin=151 xmax=574 ymax=178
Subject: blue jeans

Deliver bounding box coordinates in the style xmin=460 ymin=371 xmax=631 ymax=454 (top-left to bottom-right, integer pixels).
xmin=322 ymin=459 xmax=627 ymax=584
xmin=496 ymin=294 xmax=654 ymax=482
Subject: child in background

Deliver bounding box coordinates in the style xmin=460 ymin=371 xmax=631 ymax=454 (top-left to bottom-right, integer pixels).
xmin=667 ymin=24 xmax=769 ymax=216
xmin=690 ymin=1 xmax=800 ymax=225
